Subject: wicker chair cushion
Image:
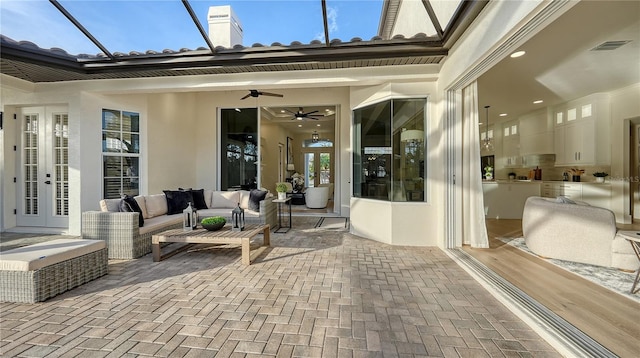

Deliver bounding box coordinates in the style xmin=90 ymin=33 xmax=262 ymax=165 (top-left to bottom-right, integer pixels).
xmin=139 ymin=215 xmax=183 ymax=235
xmin=0 ymin=239 xmax=106 ymax=271
xmin=99 ymin=199 xmax=121 ymax=212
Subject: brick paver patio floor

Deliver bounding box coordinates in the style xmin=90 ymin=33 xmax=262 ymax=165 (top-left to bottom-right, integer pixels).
xmin=0 ymin=218 xmax=560 ymax=357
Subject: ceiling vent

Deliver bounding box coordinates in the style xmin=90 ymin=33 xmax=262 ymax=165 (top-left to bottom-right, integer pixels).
xmin=591 ymin=40 xmax=632 ymax=51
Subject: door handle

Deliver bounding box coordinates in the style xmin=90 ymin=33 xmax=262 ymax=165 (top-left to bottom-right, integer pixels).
xmin=45 ymin=180 xmax=51 ymax=184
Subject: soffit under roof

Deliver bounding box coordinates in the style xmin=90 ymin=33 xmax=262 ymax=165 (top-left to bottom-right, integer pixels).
xmin=0 ymin=0 xmax=485 ymax=83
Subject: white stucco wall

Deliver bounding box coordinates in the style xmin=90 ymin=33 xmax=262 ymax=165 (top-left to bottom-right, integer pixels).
xmin=349 ymin=81 xmax=440 ymax=246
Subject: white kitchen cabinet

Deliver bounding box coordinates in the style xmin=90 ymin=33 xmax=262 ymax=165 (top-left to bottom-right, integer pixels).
xmin=555 ymin=119 xmax=595 ymax=165
xmin=520 ymin=109 xmax=553 ymax=155
xmin=541 ymin=182 xmax=611 ymax=210
xmin=541 ymin=182 xmax=582 ymax=200
xmin=581 ymin=183 xmax=611 ymax=209
xmin=554 ymin=93 xmax=609 ymax=166
xmin=501 ymin=120 xmax=520 ymax=168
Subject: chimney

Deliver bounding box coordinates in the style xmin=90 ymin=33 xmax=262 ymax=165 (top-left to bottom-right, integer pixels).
xmin=207 ymin=5 xmax=243 ymax=48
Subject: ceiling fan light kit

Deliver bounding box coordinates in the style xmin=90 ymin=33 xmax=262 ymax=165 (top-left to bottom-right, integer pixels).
xmin=288 ymin=107 xmax=322 ymax=120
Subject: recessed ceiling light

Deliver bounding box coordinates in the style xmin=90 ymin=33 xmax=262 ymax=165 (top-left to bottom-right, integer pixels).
xmin=499 ymin=113 xmax=507 ymax=117
xmin=533 ymin=100 xmax=543 ymax=104
xmin=510 ymin=50 xmax=526 ymax=58
xmin=297 ymin=124 xmax=302 ymax=127
xmin=280 ymin=110 xmax=286 ymax=113
xmin=316 ymin=124 xmax=321 ymax=127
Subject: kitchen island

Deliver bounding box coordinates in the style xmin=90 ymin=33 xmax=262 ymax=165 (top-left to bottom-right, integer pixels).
xmin=482 ymin=180 xmax=542 ymax=219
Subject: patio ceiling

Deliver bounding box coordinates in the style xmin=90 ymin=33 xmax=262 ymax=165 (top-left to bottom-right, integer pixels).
xmin=0 ymin=0 xmax=485 ymax=83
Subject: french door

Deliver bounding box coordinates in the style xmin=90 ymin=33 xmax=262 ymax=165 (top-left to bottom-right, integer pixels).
xmin=303 ymin=151 xmax=332 ymax=187
xmin=16 ymin=106 xmax=69 ymax=228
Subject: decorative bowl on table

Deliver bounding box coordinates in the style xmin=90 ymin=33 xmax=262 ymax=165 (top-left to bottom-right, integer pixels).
xmin=201 ymin=216 xmax=226 ymax=231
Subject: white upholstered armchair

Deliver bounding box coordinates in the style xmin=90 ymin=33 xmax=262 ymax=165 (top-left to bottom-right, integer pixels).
xmin=305 ymin=186 xmax=329 ymax=209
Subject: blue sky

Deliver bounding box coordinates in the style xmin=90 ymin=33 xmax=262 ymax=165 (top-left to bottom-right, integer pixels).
xmin=0 ymin=0 xmax=384 ymax=56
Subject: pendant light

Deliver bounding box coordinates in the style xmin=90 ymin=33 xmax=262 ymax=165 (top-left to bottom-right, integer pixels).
xmin=311 ymin=130 xmax=319 ymax=143
xmin=481 ymin=105 xmax=493 ymax=151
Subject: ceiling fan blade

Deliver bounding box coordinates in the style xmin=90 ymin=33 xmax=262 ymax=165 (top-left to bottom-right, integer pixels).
xmin=260 ymin=92 xmax=284 ymax=98
xmin=240 ymin=93 xmax=252 ymax=100
xmin=303 ymin=110 xmax=319 ymax=115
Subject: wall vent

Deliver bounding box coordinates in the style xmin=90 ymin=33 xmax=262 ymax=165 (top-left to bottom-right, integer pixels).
xmin=591 ymin=40 xmax=631 ymax=51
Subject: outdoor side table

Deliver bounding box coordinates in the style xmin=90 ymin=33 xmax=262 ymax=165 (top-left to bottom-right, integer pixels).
xmin=273 ymin=197 xmax=292 ymax=233
xmin=618 ymin=230 xmax=640 ymax=294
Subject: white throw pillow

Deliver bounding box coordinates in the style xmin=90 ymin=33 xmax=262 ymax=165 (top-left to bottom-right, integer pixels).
xmin=134 ymin=195 xmax=149 ymax=219
xmin=210 ymin=191 xmax=239 ymax=209
xmin=555 ymin=196 xmax=576 ymax=204
xmin=239 ymin=190 xmax=251 ymax=210
xmin=203 ymin=189 xmax=214 ymax=208
xmin=145 ymin=194 xmax=168 ymax=218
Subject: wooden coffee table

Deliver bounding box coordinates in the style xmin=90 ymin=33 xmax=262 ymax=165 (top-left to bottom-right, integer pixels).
xmin=152 ymin=224 xmax=270 ymax=265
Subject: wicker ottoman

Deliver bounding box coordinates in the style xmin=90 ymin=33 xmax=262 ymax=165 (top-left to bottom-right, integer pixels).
xmin=0 ymin=238 xmax=108 ymax=303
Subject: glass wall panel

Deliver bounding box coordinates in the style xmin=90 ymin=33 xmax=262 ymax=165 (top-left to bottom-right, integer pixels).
xmin=353 ymin=98 xmax=426 ymax=202
xmin=353 ymin=101 xmax=392 ymax=200
xmin=220 ymin=108 xmax=258 ymax=191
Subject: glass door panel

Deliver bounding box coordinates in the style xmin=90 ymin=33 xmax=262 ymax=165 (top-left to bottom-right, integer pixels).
xmin=304 ymin=153 xmax=315 ymax=188
xmin=303 ymin=151 xmax=332 ymax=187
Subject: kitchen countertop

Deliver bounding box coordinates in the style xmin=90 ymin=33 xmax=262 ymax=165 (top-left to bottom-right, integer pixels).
xmin=483 ymin=180 xmax=610 ymax=184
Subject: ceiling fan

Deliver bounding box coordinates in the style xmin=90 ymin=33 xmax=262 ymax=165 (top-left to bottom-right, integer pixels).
xmin=240 ymin=89 xmax=284 ymax=100
xmin=287 ymin=107 xmax=323 ymax=120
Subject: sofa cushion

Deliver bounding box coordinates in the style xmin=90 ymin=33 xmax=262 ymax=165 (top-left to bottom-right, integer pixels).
xmin=99 ymin=198 xmax=121 ymax=212
xmin=145 ymin=194 xmax=168 ymax=218
xmin=134 ymin=195 xmax=149 ymax=219
xmin=164 ymin=190 xmax=194 ymax=215
xmin=189 ymin=189 xmax=208 ymax=210
xmin=203 ymin=190 xmax=214 ymax=208
xmin=211 ymin=191 xmax=239 ymax=209
xmin=120 ymin=195 xmax=144 ymax=228
xmin=249 ymin=189 xmax=268 ymax=211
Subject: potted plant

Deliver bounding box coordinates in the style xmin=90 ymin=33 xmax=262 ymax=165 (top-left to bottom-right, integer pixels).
xmin=593 ymin=172 xmax=609 ymax=183
xmin=201 ymin=216 xmax=226 ymax=231
xmin=276 ymin=183 xmax=288 ymax=200
xmin=484 ymin=166 xmax=493 ymax=180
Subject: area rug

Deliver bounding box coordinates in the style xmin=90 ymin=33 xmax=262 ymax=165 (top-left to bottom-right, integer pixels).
xmin=501 ymin=237 xmax=639 ymax=303
xmin=315 ymin=217 xmax=349 ymax=230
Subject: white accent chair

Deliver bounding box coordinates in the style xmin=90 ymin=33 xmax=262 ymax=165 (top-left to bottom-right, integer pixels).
xmin=305 ymin=186 xmax=329 ymax=209
xmin=522 ymin=196 xmax=637 ymax=270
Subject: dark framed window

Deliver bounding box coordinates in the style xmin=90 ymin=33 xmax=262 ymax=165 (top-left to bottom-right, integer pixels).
xmin=353 ymin=98 xmax=426 ymax=202
xmin=102 ymin=109 xmax=140 ymax=199
xmin=220 ymin=108 xmax=258 ymax=191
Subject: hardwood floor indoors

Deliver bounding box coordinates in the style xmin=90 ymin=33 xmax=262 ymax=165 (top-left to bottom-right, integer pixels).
xmin=463 ymin=219 xmax=640 ymax=357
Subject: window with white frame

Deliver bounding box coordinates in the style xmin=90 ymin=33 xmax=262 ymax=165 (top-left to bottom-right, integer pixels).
xmin=102 ymin=109 xmax=140 ymax=199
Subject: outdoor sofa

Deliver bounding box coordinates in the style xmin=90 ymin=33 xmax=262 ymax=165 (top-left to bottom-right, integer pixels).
xmin=82 ymin=189 xmax=276 ymax=259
